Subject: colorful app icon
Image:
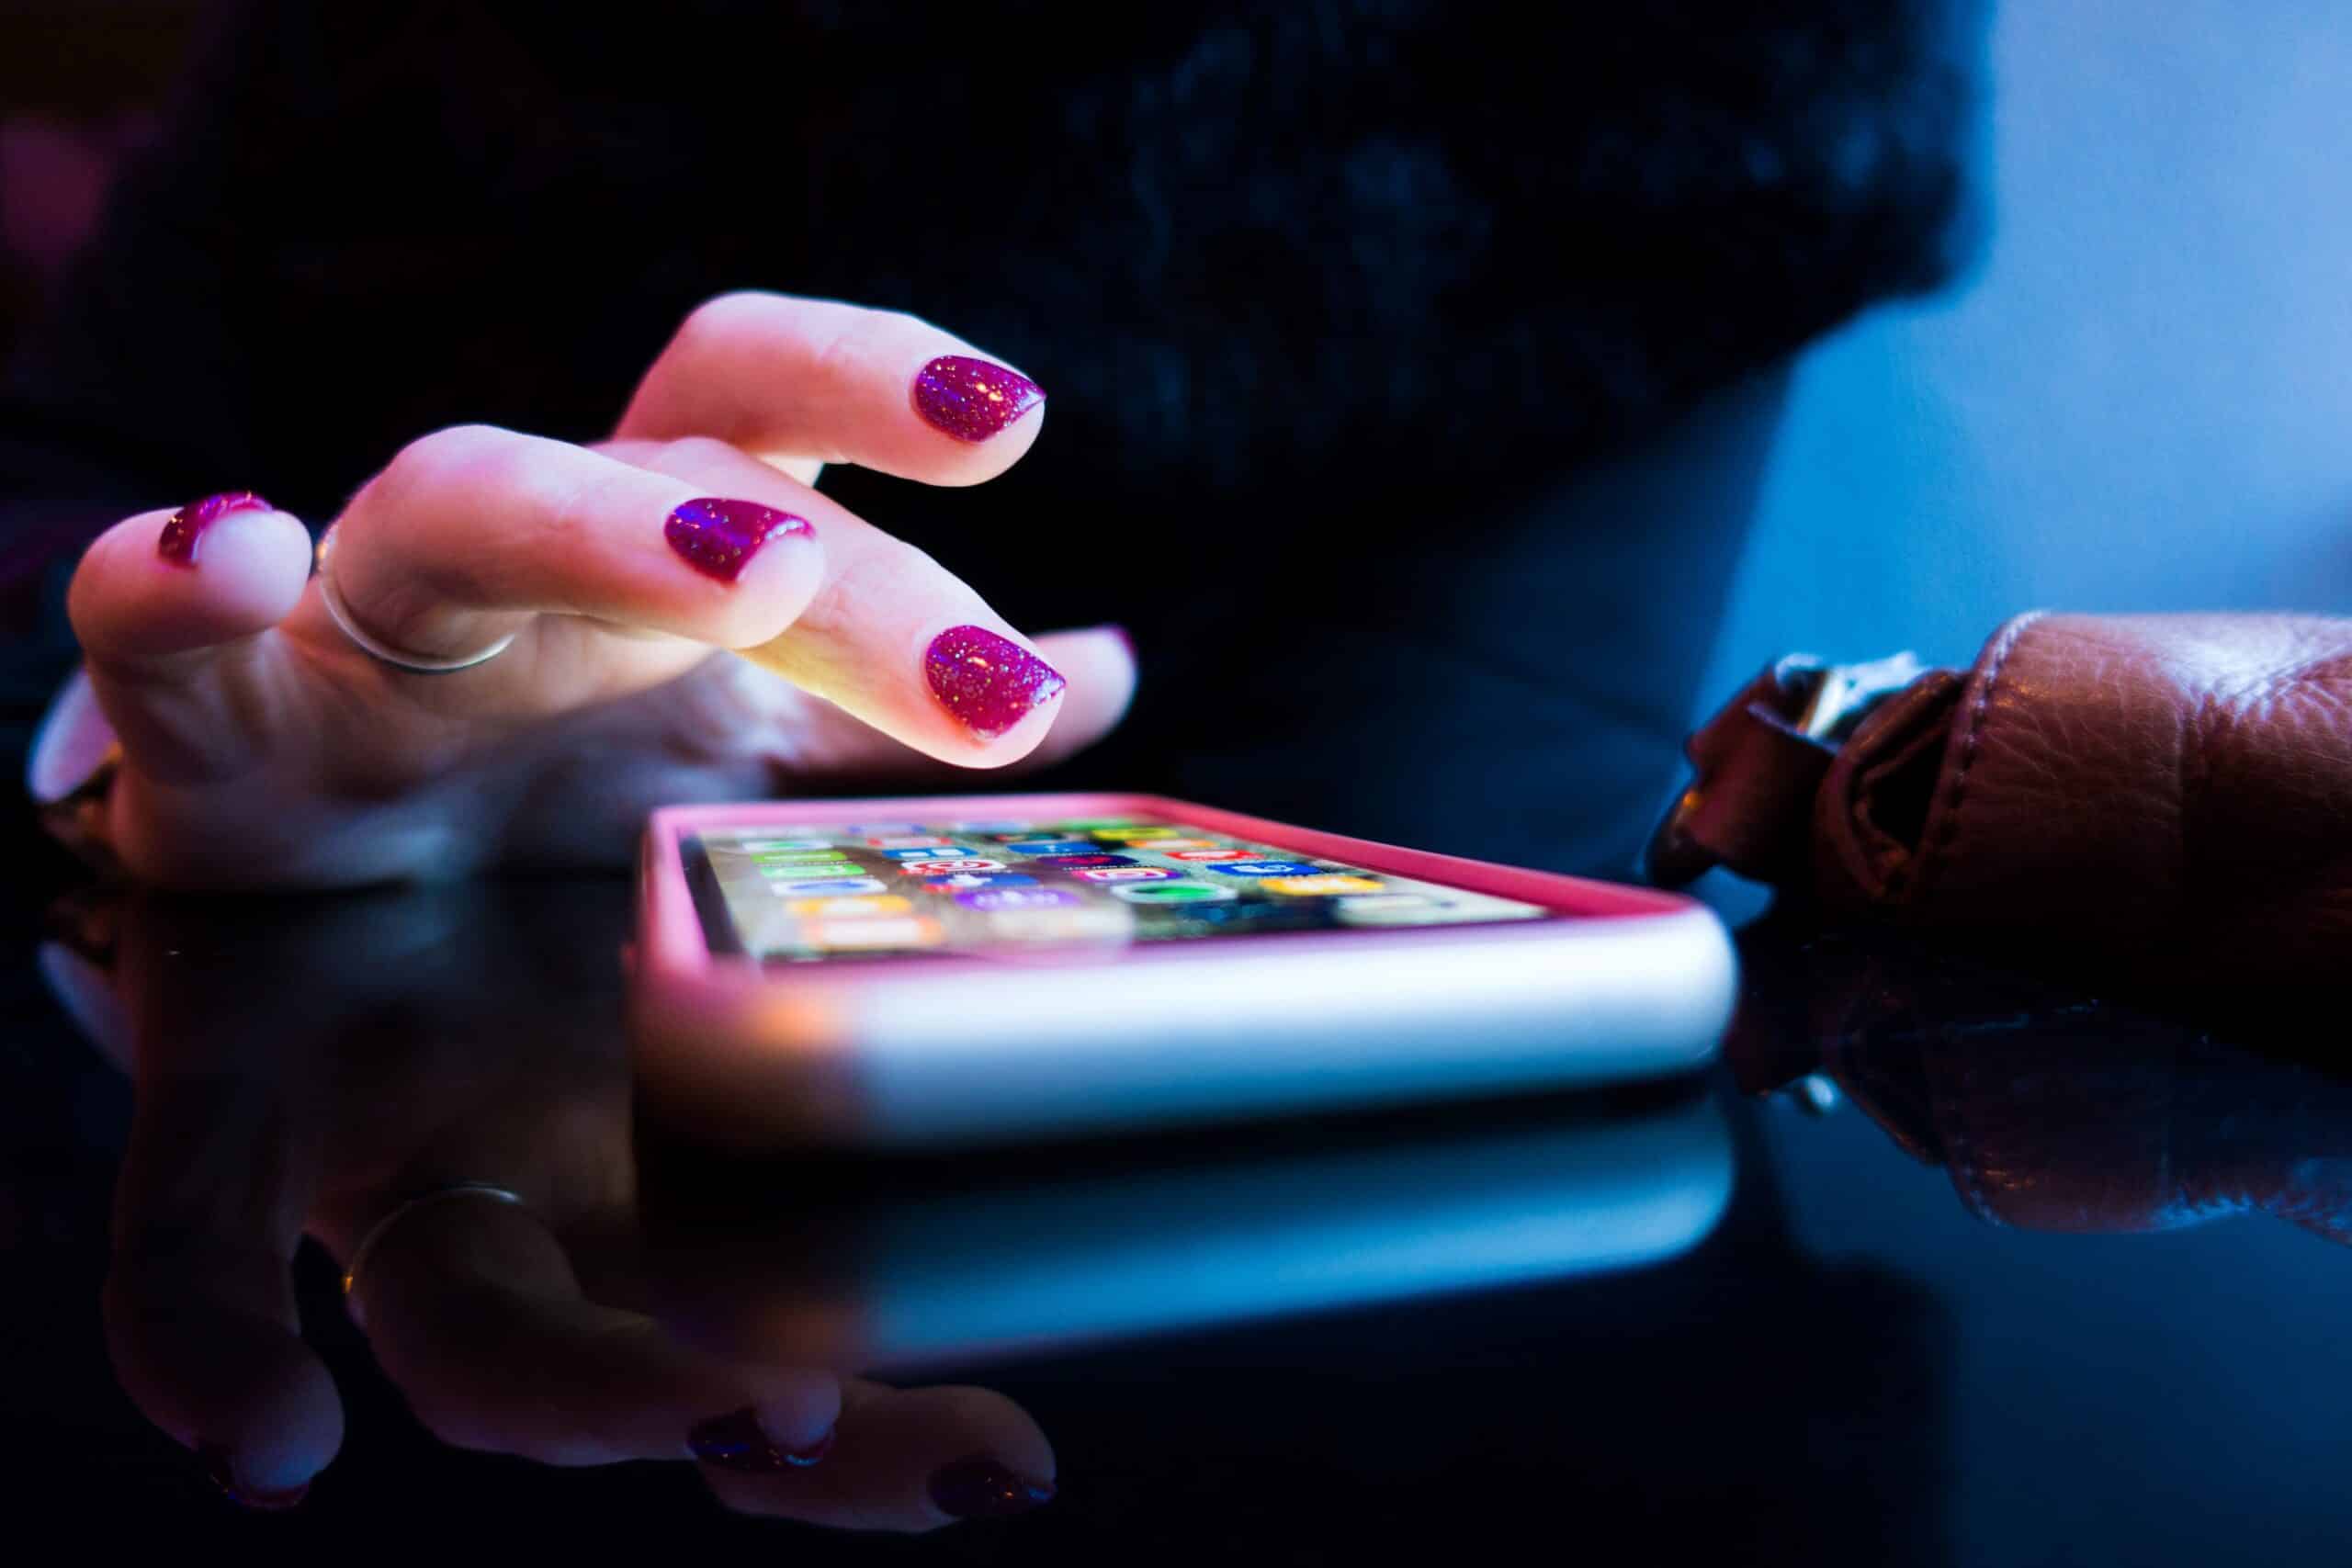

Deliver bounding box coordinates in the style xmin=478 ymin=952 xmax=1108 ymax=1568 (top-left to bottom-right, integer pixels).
xmin=899 ymin=858 xmax=1006 ymax=875
xmin=954 ymin=886 xmax=1082 ymax=912
xmin=843 ymin=823 xmax=922 ymax=834
xmin=1035 ymin=853 xmax=1136 ymax=868
xmin=808 ymin=916 xmax=942 ymax=949
xmin=760 ymin=860 xmax=865 ymax=879
xmin=867 ymin=834 xmax=956 ymax=850
xmin=738 ymin=838 xmax=834 ymax=852
xmin=877 ymin=845 xmax=968 ymax=861
xmin=920 ymin=871 xmax=1040 ymax=894
xmin=785 ymin=894 xmax=914 ymax=919
xmin=1073 ymin=865 xmax=1182 ymax=883
xmin=1163 ymin=848 xmax=1259 ymax=863
xmin=1001 ymin=839 xmax=1099 ymax=857
xmin=949 ymin=819 xmax=1034 ymax=833
xmin=754 ymin=849 xmax=857 ymax=863
xmin=1208 ymin=861 xmax=1324 ymax=877
xmin=1261 ymin=874 xmax=1386 ymax=897
xmin=1091 ymin=826 xmax=1174 ymax=840
xmin=768 ymin=875 xmax=887 ymax=896
xmin=1110 ymin=881 xmax=1237 ymax=905
xmin=1125 ymin=837 xmax=1216 ymax=852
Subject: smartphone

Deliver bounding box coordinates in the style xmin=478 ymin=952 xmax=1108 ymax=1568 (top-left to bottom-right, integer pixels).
xmin=630 ymin=793 xmax=1735 ymax=1148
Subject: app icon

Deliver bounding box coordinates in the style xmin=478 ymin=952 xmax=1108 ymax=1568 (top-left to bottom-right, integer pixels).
xmin=1110 ymin=881 xmax=1237 ymax=905
xmin=1125 ymin=837 xmax=1215 ymax=852
xmin=1072 ymin=865 xmax=1182 ymax=883
xmin=760 ymin=860 xmax=865 ymax=880
xmin=754 ymin=849 xmax=857 ymax=863
xmin=1091 ymin=825 xmax=1174 ymax=840
xmin=1261 ymin=874 xmax=1386 ymax=897
xmin=1208 ymin=861 xmax=1324 ymax=877
xmin=738 ymin=839 xmax=834 ymax=852
xmin=808 ymin=916 xmax=942 ymax=949
xmin=843 ymin=823 xmax=922 ymax=835
xmin=1001 ymin=839 xmax=1099 ymax=857
xmin=1035 ymin=853 xmax=1136 ymax=868
xmin=920 ymin=871 xmax=1040 ymax=893
xmin=949 ymin=819 xmax=1034 ymax=833
xmin=1163 ymin=848 xmax=1259 ymax=863
xmin=786 ymin=895 xmax=914 ymax=919
xmin=899 ymin=858 xmax=1007 ymax=875
xmin=768 ymin=875 xmax=887 ymax=896
xmin=867 ymin=834 xmax=956 ymax=850
xmin=877 ymin=845 xmax=968 ymax=861
xmin=954 ymin=886 xmax=1082 ymax=912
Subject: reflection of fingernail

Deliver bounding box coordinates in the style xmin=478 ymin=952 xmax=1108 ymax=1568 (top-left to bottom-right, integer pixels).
xmin=158 ymin=491 xmax=272 ymax=567
xmin=688 ymin=1408 xmax=834 ymax=1472
xmin=198 ymin=1442 xmax=309 ymax=1511
xmin=924 ymin=625 xmax=1067 ymax=741
xmin=928 ymin=1455 xmax=1056 ymax=1520
xmin=664 ymin=497 xmax=814 ymax=583
xmin=912 ymin=355 xmax=1046 ymax=442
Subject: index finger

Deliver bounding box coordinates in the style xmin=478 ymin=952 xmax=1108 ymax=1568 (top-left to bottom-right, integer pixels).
xmin=616 ymin=292 xmax=1046 ymax=486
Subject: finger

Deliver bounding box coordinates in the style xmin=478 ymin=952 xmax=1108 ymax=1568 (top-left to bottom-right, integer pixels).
xmin=613 ymin=437 xmax=1102 ymax=766
xmin=102 ymin=1009 xmax=340 ymax=1507
xmin=65 ymin=497 xmax=313 ymax=780
xmin=617 ymin=291 xmax=1046 ymax=486
xmin=702 ymin=1378 xmax=1056 ymax=1532
xmin=301 ymin=423 xmax=827 ymax=669
xmin=772 ymin=624 xmax=1137 ymax=782
xmin=353 ymin=1194 xmax=839 ymax=1469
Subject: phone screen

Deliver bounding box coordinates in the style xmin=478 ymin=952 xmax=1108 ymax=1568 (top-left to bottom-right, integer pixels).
xmin=684 ymin=814 xmax=1554 ymax=963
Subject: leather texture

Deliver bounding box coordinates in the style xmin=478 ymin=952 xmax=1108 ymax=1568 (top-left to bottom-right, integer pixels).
xmin=1671 ymin=613 xmax=2352 ymax=985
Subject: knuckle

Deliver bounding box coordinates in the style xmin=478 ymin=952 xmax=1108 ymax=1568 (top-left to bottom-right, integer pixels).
xmin=674 ymin=289 xmax=780 ymax=355
xmin=381 ymin=423 xmax=514 ymax=499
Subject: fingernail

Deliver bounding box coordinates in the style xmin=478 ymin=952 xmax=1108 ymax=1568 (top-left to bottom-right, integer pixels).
xmin=928 ymin=1455 xmax=1057 ymax=1520
xmin=664 ymin=496 xmax=813 ymax=583
xmin=688 ymin=1407 xmax=835 ymax=1472
xmin=198 ymin=1442 xmax=309 ymax=1511
xmin=912 ymin=355 xmax=1046 ymax=442
xmin=1103 ymin=623 xmax=1135 ymax=660
xmin=158 ymin=491 xmax=272 ymax=567
xmin=924 ymin=625 xmax=1067 ymax=740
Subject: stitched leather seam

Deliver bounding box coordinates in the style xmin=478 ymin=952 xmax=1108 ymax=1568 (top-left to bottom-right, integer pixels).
xmin=1908 ymin=611 xmax=2044 ymax=904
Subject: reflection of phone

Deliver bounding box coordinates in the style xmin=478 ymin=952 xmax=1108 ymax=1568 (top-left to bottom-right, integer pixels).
xmin=646 ymin=1089 xmax=1734 ymax=1371
xmin=630 ymin=794 xmax=1735 ymax=1148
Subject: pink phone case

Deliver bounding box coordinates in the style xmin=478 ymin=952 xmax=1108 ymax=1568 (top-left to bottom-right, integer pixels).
xmin=632 ymin=793 xmax=1734 ymax=1149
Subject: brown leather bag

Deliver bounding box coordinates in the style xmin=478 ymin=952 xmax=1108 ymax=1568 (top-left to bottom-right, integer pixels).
xmin=1649 ymin=613 xmax=2352 ymax=986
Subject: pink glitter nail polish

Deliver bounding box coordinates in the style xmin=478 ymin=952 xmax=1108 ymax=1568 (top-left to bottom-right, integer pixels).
xmin=664 ymin=496 xmax=813 ymax=582
xmin=157 ymin=491 xmax=272 ymax=567
xmin=925 ymin=625 xmax=1067 ymax=740
xmin=911 ymin=356 xmax=1046 ymax=442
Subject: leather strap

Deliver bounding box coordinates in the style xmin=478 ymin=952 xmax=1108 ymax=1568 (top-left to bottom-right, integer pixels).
xmin=1647 ymin=650 xmax=1928 ymax=887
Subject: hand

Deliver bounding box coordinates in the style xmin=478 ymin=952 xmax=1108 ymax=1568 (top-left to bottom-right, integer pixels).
xmin=51 ymin=293 xmax=1135 ymax=886
xmin=40 ymin=880 xmax=1057 ymax=1525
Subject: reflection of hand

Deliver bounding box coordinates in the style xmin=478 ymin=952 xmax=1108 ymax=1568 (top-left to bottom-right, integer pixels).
xmin=1731 ymin=925 xmax=2352 ymax=1243
xmin=40 ymin=882 xmax=1055 ymax=1524
xmin=49 ymin=293 xmax=1134 ymax=886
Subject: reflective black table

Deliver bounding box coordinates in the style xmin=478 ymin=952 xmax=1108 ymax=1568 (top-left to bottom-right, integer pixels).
xmin=6 ymin=872 xmax=2347 ymax=1562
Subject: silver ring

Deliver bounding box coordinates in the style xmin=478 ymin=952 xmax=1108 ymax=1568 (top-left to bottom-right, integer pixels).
xmin=315 ymin=526 xmax=519 ymax=674
xmin=340 ymin=1182 xmax=526 ymax=1326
